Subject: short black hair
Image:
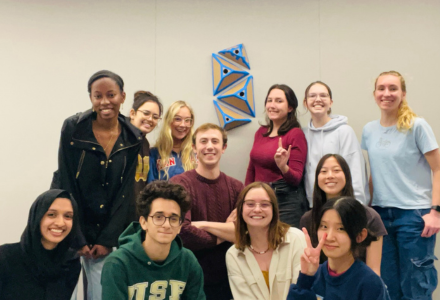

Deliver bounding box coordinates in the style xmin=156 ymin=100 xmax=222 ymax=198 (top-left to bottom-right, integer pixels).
xmin=87 ymin=70 xmax=124 ymax=94
xmin=315 ymin=197 xmax=377 ymax=255
xmin=137 ymin=181 xmax=191 ymax=220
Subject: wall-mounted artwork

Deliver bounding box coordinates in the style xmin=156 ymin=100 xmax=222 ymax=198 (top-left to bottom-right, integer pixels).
xmin=212 ymin=53 xmax=249 ymax=96
xmin=214 ymin=100 xmax=251 ymax=131
xmin=218 ymin=44 xmax=251 ymax=70
xmin=217 ymin=76 xmax=255 ymax=117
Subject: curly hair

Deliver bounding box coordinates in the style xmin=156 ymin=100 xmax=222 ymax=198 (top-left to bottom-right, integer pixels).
xmin=137 ymin=181 xmax=191 ymax=220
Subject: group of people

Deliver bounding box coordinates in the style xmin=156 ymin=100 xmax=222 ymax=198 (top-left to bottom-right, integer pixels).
xmin=0 ymin=69 xmax=438 ymax=300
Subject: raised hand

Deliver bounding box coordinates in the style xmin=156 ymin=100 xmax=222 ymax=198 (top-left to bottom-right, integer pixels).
xmin=301 ymin=227 xmax=326 ymax=276
xmin=274 ymin=137 xmax=291 ymax=173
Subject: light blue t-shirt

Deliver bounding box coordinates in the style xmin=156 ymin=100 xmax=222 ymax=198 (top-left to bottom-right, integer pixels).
xmin=361 ymin=118 xmax=438 ymax=209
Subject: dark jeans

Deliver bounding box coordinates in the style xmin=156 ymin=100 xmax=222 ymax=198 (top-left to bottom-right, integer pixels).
xmin=271 ymin=179 xmax=309 ymax=228
xmin=373 ymin=207 xmax=438 ymax=300
xmin=204 ymin=279 xmax=232 ymax=300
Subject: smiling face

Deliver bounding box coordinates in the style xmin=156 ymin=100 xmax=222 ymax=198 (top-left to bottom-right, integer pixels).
xmin=317 ymin=209 xmax=352 ymax=259
xmin=305 ymin=83 xmax=333 ymax=117
xmin=130 ymin=101 xmax=161 ymax=134
xmin=193 ymin=128 xmax=226 ymax=168
xmin=89 ymin=77 xmax=126 ymax=121
xmin=265 ymin=88 xmax=293 ymax=124
xmin=317 ymin=156 xmax=346 ymax=199
xmin=140 ymin=198 xmax=181 ymax=247
xmin=40 ymin=198 xmax=74 ymax=250
xmin=374 ymin=74 xmax=406 ymax=114
xmin=242 ymin=187 xmax=273 ymax=230
xmin=170 ymin=106 xmax=192 ymax=142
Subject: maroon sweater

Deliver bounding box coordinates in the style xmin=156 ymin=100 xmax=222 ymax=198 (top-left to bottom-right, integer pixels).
xmin=245 ymin=126 xmax=307 ymax=186
xmin=170 ymin=169 xmax=243 ymax=285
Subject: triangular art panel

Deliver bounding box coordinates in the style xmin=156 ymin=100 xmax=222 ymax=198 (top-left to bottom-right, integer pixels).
xmin=217 ymin=76 xmax=255 ymax=117
xmin=218 ymin=44 xmax=250 ymax=70
xmin=213 ymin=100 xmax=251 ymax=131
xmin=212 ymin=53 xmax=249 ymax=96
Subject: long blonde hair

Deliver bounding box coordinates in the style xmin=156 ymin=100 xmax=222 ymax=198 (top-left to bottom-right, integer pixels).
xmin=374 ymin=71 xmax=417 ymax=131
xmin=155 ymin=101 xmax=195 ymax=179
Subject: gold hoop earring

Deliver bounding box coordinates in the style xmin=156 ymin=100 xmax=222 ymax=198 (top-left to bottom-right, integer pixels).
xmin=92 ymin=108 xmax=95 ymax=112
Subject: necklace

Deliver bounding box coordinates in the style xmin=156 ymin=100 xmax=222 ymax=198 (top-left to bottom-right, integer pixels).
xmin=249 ymin=244 xmax=269 ymax=255
xmin=93 ymin=122 xmax=119 ymax=151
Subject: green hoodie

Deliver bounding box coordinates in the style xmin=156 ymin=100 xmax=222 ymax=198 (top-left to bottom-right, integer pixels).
xmin=101 ymin=222 xmax=205 ymax=300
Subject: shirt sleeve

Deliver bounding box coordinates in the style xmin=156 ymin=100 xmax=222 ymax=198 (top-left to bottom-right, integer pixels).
xmin=366 ymin=207 xmax=388 ymax=237
xmin=147 ymin=149 xmax=159 ymax=183
xmin=286 ymin=273 xmax=318 ymax=300
xmin=361 ymin=125 xmax=369 ymax=151
xmin=339 ymin=126 xmax=368 ymax=204
xmin=170 ymin=176 xmax=217 ymax=251
xmin=226 ymin=251 xmax=260 ymax=300
xmin=414 ymin=118 xmax=439 ymax=154
xmin=179 ymin=210 xmax=218 ymax=251
xmin=101 ymin=257 xmax=128 ymax=300
xmin=290 ymin=229 xmax=307 ymax=284
xmin=245 ymin=130 xmax=259 ymax=185
xmin=183 ymin=254 xmax=206 ymax=300
xmin=57 ymin=118 xmax=87 ymax=247
xmin=281 ymin=129 xmax=307 ymax=186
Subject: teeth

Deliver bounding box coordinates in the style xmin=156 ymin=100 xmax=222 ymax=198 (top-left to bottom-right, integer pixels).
xmin=50 ymin=229 xmax=62 ymax=233
xmin=251 ymin=216 xmax=263 ymax=219
xmin=326 ymin=183 xmax=336 ymax=186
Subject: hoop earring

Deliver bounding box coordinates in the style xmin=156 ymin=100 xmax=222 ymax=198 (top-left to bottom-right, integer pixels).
xmin=120 ymin=103 xmax=124 ymax=111
xmin=92 ymin=108 xmax=95 ymax=112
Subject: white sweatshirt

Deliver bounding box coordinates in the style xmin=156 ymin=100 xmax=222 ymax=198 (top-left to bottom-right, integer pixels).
xmin=303 ymin=115 xmax=369 ymax=207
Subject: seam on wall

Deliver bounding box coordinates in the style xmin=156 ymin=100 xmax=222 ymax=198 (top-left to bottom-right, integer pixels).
xmin=154 ymin=0 xmax=157 ymax=92
xmin=318 ymin=0 xmax=322 ymax=79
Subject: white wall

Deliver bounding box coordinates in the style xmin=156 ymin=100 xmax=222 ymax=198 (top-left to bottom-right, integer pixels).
xmin=1 ymin=0 xmax=439 ymax=297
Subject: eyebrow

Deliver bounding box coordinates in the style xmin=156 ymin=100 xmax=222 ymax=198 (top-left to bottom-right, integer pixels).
xmin=152 ymin=211 xmax=180 ymax=217
xmin=47 ymin=209 xmax=73 ymax=213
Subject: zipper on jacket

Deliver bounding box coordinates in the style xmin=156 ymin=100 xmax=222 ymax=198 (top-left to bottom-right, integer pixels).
xmin=76 ymin=150 xmax=86 ymax=179
xmin=121 ymin=156 xmax=126 ymax=183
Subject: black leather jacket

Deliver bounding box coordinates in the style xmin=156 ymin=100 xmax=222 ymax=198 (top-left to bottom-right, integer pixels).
xmin=55 ymin=109 xmax=142 ymax=248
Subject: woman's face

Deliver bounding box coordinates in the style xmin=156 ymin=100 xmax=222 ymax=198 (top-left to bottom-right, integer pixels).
xmin=40 ymin=198 xmax=74 ymax=250
xmin=317 ymin=209 xmax=352 ymax=259
xmin=130 ymin=101 xmax=161 ymax=134
xmin=305 ymin=84 xmax=333 ymax=117
xmin=170 ymin=106 xmax=192 ymax=142
xmin=265 ymin=88 xmax=293 ymax=124
xmin=317 ymin=157 xmax=346 ymax=199
xmin=374 ymin=74 xmax=405 ymax=114
xmin=89 ymin=77 xmax=126 ymax=121
xmin=242 ymin=187 xmax=273 ymax=230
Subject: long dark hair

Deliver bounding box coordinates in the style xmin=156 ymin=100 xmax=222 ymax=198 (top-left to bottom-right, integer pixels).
xmin=311 ymin=154 xmax=353 ymax=245
xmin=263 ymin=84 xmax=300 ymax=137
xmin=316 ymin=197 xmax=377 ymax=254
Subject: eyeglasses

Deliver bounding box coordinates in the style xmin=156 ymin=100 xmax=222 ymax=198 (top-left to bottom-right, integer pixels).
xmin=173 ymin=116 xmax=193 ymax=125
xmin=244 ymin=200 xmax=272 ymax=210
xmin=138 ymin=110 xmax=162 ymax=121
xmin=149 ymin=214 xmax=182 ymax=227
xmin=307 ymin=93 xmax=330 ymax=100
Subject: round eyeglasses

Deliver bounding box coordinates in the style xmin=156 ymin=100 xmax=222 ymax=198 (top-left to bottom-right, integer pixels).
xmin=149 ymin=214 xmax=182 ymax=227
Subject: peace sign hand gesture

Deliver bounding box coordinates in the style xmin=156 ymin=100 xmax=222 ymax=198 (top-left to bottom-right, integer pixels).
xmin=274 ymin=138 xmax=291 ymax=173
xmin=301 ymin=227 xmax=327 ymax=276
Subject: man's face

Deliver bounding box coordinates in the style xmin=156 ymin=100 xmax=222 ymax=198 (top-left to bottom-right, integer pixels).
xmin=140 ymin=198 xmax=182 ymax=246
xmin=192 ymin=129 xmax=226 ymax=168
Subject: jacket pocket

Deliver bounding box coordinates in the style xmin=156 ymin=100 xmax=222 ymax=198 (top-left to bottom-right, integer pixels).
xmin=76 ymin=150 xmax=86 ymax=179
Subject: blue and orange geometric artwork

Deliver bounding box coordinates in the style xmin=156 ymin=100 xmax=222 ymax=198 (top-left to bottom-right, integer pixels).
xmin=213 ymin=100 xmax=251 ymax=131
xmin=218 ymin=44 xmax=250 ymax=70
xmin=212 ymin=53 xmax=249 ymax=96
xmin=217 ymin=76 xmax=255 ymax=117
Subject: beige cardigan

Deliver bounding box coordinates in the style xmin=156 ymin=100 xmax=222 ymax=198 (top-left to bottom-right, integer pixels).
xmin=226 ymin=227 xmax=307 ymax=300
